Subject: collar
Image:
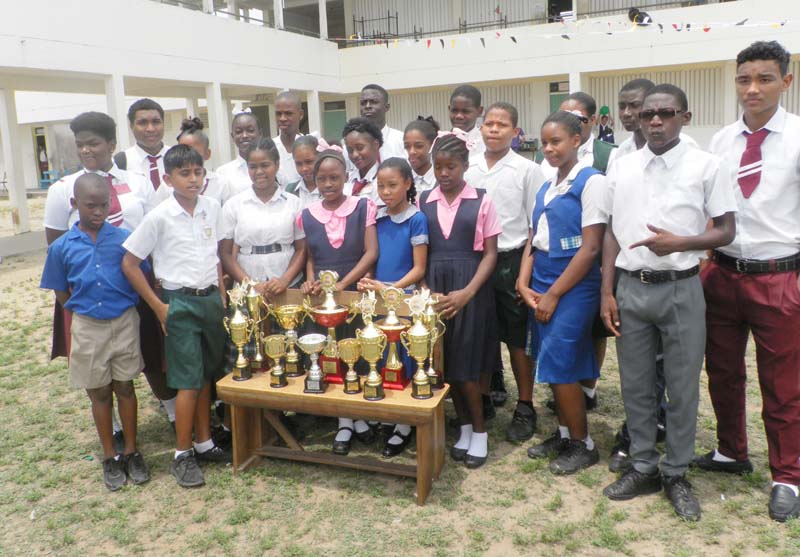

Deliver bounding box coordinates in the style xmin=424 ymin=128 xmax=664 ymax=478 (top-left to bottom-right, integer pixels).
xmin=642 ymin=139 xmax=689 ymax=171
xmin=308 ymin=196 xmax=360 ymax=224
xmin=166 ymin=192 xmax=208 ymax=217
xmin=245 ymin=186 xmax=286 ymax=205
xmin=65 ymin=221 xmax=111 ymax=242
xmin=414 ymin=166 xmax=435 ymax=185
xmin=579 ymin=134 xmax=596 ymax=157
xmin=553 ymin=159 xmax=592 ymax=187
xmin=475 ymin=148 xmax=517 ymax=173
xmin=134 ymin=143 xmax=169 ymax=160
xmin=377 ymin=204 xmax=419 ymax=223
xmin=425 ymin=183 xmax=478 ymax=204
xmin=273 ymin=133 xmax=303 ymax=151
xmin=92 ymin=164 xmax=125 ymax=182
xmin=349 ymin=163 xmax=378 ymax=184
xmin=297 ymin=180 xmax=320 ymax=195
xmin=736 ymin=105 xmax=786 ymax=135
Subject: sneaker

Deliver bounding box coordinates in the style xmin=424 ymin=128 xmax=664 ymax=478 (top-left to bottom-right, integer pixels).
xmin=123 ymin=452 xmax=150 ymax=485
xmin=692 ymin=450 xmax=753 ymax=475
xmin=549 ymin=440 xmax=599 ymax=475
xmin=102 ymin=456 xmax=127 ymax=491
xmin=195 ymin=443 xmax=232 ymax=464
xmin=545 ymin=392 xmax=598 ymax=413
xmin=603 ymin=469 xmax=662 ymax=501
xmin=211 ymin=426 xmax=232 ymax=452
xmin=527 ymin=430 xmax=569 ymax=459
xmin=112 ymin=430 xmax=125 ymax=454
xmin=506 ymin=404 xmax=537 ymax=442
xmin=170 ymin=450 xmax=205 ymax=488
xmin=663 ymin=475 xmax=701 ymax=521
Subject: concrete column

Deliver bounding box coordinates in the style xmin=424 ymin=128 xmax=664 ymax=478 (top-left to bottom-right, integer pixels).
xmin=104 ymin=74 xmax=130 ymax=148
xmin=306 ymin=90 xmax=322 ymax=134
xmin=273 ymin=0 xmax=284 ymax=29
xmin=267 ymin=103 xmax=277 ymax=139
xmin=0 ymin=89 xmax=29 ymax=234
xmin=343 ymin=0 xmax=353 ymax=37
xmin=318 ymin=0 xmax=328 ymax=39
xmin=205 ymin=82 xmax=232 ymax=168
xmin=202 ymin=0 xmax=213 ymax=13
xmin=227 ymin=0 xmax=240 ymax=20
xmin=185 ymin=97 xmax=200 ymax=118
xmin=721 ymin=61 xmax=738 ymax=125
xmin=569 ymin=72 xmax=582 ymax=94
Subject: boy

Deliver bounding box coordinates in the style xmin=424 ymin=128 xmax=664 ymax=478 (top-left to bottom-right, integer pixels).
xmin=600 ymin=84 xmax=736 ymax=521
xmin=694 ymin=40 xmax=800 ymax=523
xmin=122 ymin=145 xmax=230 ymax=488
xmin=465 ymin=102 xmax=545 ymax=442
xmin=273 ymin=91 xmax=305 ymax=187
xmin=116 ymin=98 xmax=170 ymax=191
xmin=40 ymin=174 xmax=150 ymax=491
xmin=359 ymin=84 xmax=406 ymax=160
xmin=449 ymin=84 xmax=486 ymax=156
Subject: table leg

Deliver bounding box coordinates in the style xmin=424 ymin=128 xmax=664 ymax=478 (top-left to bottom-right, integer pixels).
xmin=415 ymin=420 xmax=434 ymax=505
xmin=230 ymin=404 xmax=263 ymax=473
xmin=432 ymin=403 xmax=445 ymax=479
xmin=263 ymin=409 xmax=303 ymax=450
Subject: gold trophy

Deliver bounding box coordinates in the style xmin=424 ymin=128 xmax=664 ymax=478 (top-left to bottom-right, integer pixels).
xmin=400 ymin=290 xmax=432 ymax=399
xmin=245 ymin=282 xmax=268 ymax=372
xmin=223 ymin=286 xmax=252 ymax=381
xmin=423 ymin=291 xmax=446 ymax=389
xmin=356 ymin=291 xmax=387 ymax=401
xmin=304 ymin=270 xmax=354 ymax=384
xmin=264 ymin=334 xmax=289 ymax=388
xmin=297 ymin=333 xmax=328 ymax=394
xmin=270 ymin=304 xmax=307 ymax=377
xmin=338 ymin=338 xmax=362 ymax=394
xmin=375 ymin=287 xmax=411 ymax=390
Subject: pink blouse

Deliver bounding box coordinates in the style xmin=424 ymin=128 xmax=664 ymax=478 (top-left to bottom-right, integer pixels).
xmin=420 ymin=184 xmax=501 ymax=251
xmin=296 ymin=196 xmax=377 ymax=249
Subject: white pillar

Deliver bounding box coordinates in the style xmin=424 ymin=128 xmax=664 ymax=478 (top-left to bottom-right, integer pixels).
xmin=185 ymin=97 xmax=200 ymax=119
xmin=0 ymin=89 xmax=29 ymax=234
xmin=227 ymin=0 xmax=240 ymax=20
xmin=273 ymin=0 xmax=284 ymax=29
xmin=267 ymin=103 xmax=277 ymax=139
xmin=318 ymin=0 xmax=328 ymax=39
xmin=202 ymin=0 xmax=213 ymax=13
xmin=722 ymin=61 xmax=738 ymax=125
xmin=205 ymin=82 xmax=232 ymax=168
xmin=307 ymin=90 xmax=322 ymax=135
xmin=104 ymin=74 xmax=130 ymax=149
xmin=343 ymin=0 xmax=354 ymax=37
xmin=568 ymin=72 xmax=582 ymax=94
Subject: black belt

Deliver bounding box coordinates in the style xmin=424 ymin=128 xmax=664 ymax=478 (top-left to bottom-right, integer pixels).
xmin=712 ymin=250 xmax=800 ymax=274
xmin=498 ymin=246 xmax=525 ymax=260
xmin=245 ymin=243 xmax=283 ymax=255
xmin=171 ymin=285 xmax=217 ymax=297
xmin=622 ymin=266 xmax=699 ymax=285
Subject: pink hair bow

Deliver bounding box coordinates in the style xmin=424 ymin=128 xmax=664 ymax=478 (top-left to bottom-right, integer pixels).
xmin=316 ymin=137 xmax=344 ymax=154
xmin=431 ymin=128 xmax=477 ymax=152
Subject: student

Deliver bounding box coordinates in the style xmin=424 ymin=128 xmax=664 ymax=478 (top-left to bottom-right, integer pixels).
xmin=518 ymin=111 xmax=606 ymax=474
xmin=285 ymin=135 xmax=323 ymax=208
xmin=41 ymin=174 xmax=150 ymax=491
xmin=116 ymin=98 xmax=170 ymax=191
xmin=600 ymin=84 xmax=736 ymax=521
xmin=359 ymin=84 xmax=406 ymax=161
xmin=419 ymin=133 xmax=500 ymax=469
xmin=403 ymin=116 xmax=439 ymax=193
xmin=217 ymin=111 xmax=263 ymax=196
xmin=122 ymin=145 xmax=231 ymax=488
xmin=597 ymin=107 xmax=615 ymax=144
xmin=449 ymin=84 xmax=486 ymax=156
xmin=465 ymin=102 xmax=545 ymax=443
xmin=343 ymin=117 xmax=383 ymax=205
xmin=694 ymin=40 xmax=800 ymax=523
xmin=298 ymin=147 xmax=379 ymax=455
xmin=273 ymin=91 xmax=305 ymax=187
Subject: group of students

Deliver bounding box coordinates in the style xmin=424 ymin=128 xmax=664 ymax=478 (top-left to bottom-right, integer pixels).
xmin=40 ymin=39 xmax=800 ymax=525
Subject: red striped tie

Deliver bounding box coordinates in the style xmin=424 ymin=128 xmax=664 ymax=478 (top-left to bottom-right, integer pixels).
xmin=351 ymin=179 xmax=368 ymax=196
xmin=105 ymin=174 xmax=124 ymax=227
xmin=737 ymin=129 xmax=769 ymax=199
xmin=147 ymin=155 xmax=161 ymax=190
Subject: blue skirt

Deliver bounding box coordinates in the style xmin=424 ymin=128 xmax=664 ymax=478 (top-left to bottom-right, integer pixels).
xmin=528 ymin=252 xmax=601 ymax=385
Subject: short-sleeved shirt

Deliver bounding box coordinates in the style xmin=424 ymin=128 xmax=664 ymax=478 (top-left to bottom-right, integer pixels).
xmin=296 ymin=196 xmax=377 ymax=249
xmin=151 ymin=170 xmax=232 ymax=209
xmin=345 ymin=163 xmax=382 ymax=206
xmin=124 ymin=143 xmax=171 ymax=191
xmin=607 ymin=140 xmax=737 ymax=271
xmin=608 ymin=132 xmax=699 ymax=169
xmin=274 ymin=133 xmax=303 ymax=187
xmin=413 ymin=166 xmax=436 ymax=193
xmin=40 ymin=222 xmax=142 ymax=319
xmin=216 ymin=156 xmax=251 ymax=198
xmin=123 ymin=194 xmax=222 ymax=290
xmin=380 ymin=125 xmax=407 ymax=161
xmin=287 ymin=180 xmax=323 ymax=208
xmin=419 ymin=184 xmax=501 ymax=251
xmin=375 ymin=205 xmax=429 ymax=283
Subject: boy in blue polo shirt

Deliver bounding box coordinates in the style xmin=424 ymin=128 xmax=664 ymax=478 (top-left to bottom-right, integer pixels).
xmin=41 ymin=174 xmax=150 ymax=491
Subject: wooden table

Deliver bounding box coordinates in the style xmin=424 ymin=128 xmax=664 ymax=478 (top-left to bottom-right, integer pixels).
xmin=216 ymin=371 xmax=449 ymax=505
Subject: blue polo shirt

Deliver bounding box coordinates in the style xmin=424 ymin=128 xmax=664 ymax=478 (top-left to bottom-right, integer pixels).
xmin=40 ymin=222 xmax=146 ymax=319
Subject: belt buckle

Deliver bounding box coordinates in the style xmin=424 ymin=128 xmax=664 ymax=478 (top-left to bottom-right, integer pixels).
xmin=735 ymin=259 xmax=747 ymax=273
xmin=640 ymin=270 xmax=652 ymax=284
xmin=194 ymin=287 xmax=205 ymax=296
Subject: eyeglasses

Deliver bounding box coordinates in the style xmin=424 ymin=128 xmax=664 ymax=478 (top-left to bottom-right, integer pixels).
xmin=638 ymin=108 xmax=685 ymax=121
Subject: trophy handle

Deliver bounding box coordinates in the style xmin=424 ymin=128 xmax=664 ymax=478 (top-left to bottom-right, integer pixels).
xmin=378 ymin=333 xmax=387 ymax=352
xmin=345 ymin=302 xmax=360 ymax=324
xmin=399 ymin=330 xmax=411 ymax=352
xmin=433 ymin=318 xmax=447 ymax=342
xmin=355 ymin=328 xmax=363 ymax=340
xmin=302 ymin=296 xmax=314 ymax=319
xmin=222 ymin=316 xmax=231 ymax=336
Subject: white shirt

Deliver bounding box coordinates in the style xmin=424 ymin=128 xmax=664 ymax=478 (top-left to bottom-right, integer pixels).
xmin=216 ymin=156 xmax=251 ymax=197
xmin=43 ymin=166 xmax=153 ymax=233
xmin=710 ymin=106 xmax=800 ymax=260
xmin=532 ymin=161 xmax=607 ymax=253
xmin=608 ymin=132 xmax=698 ymax=169
xmin=151 ymin=170 xmax=232 ymax=208
xmin=607 ymin=141 xmax=737 ymax=272
xmin=466 ymin=126 xmax=486 ymax=157
xmin=290 ymin=180 xmax=323 ymax=208
xmin=345 ymin=163 xmax=383 ymax=206
xmin=274 ymin=133 xmax=302 ymax=187
xmin=540 ymin=133 xmax=596 ymax=181
xmin=221 ymin=188 xmax=305 ymax=283
xmin=413 ymin=166 xmax=436 ymax=193
xmin=380 ymin=125 xmax=407 ymax=161
xmin=123 ymin=194 xmax=222 ymax=290
xmin=464 ymin=149 xmax=545 ymax=251
xmin=124 ymin=143 xmax=170 ymax=191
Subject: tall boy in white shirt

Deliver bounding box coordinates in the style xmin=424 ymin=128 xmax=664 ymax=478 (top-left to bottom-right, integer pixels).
xmin=118 ymin=98 xmax=171 ymax=191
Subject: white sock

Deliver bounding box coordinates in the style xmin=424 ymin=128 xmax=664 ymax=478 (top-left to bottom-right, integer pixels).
xmin=467 ymin=431 xmax=489 ymax=458
xmin=112 ymin=410 xmax=122 ymax=434
xmin=221 ymin=424 xmax=230 ymax=432
xmin=354 ymin=419 xmax=370 ymax=434
xmin=336 ymin=418 xmax=354 ymax=442
xmin=558 ymin=425 xmax=570 ymax=439
xmin=712 ymin=449 xmax=736 ymax=463
xmin=174 ymin=448 xmax=192 ymax=459
xmin=388 ymin=424 xmax=412 ymax=445
xmin=161 ymin=397 xmax=177 ymax=422
xmin=113 ymin=454 xmax=121 ymax=461
xmin=583 ymin=435 xmax=595 ymax=451
xmin=581 ymin=386 xmax=596 ymax=399
xmin=773 ymin=482 xmax=799 ymax=496
xmin=194 ymin=438 xmax=214 ymax=453
xmin=454 ymin=425 xmax=473 ymax=450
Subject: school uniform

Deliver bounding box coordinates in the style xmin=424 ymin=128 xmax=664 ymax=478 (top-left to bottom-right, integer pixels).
xmin=608 ymin=132 xmax=698 ymax=169
xmin=345 ymin=163 xmax=382 ymax=206
xmin=607 ymin=140 xmax=736 ymax=477
xmin=529 ymin=163 xmax=606 ymax=383
xmin=123 ymin=194 xmax=226 ymax=390
xmin=151 ymin=170 xmax=232 ymax=208
xmin=380 ymin=125 xmax=407 ymax=161
xmin=216 ymin=156 xmax=251 ymax=198
xmin=419 ymin=184 xmax=501 ymax=382
xmin=413 ymin=166 xmax=436 ymax=194
xmin=704 ymin=106 xmax=800 ymax=486
xmin=540 ymin=134 xmax=596 ymax=181
xmin=124 ymin=143 xmax=170 ymax=191
xmin=465 ymin=126 xmax=486 ymax=157
xmin=285 ymin=180 xmax=323 ymax=208
xmin=465 ymin=150 xmax=545 ymax=348
xmin=274 ymin=133 xmax=303 ymax=187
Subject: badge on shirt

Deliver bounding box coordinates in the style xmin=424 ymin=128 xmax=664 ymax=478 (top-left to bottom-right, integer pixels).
xmin=202 ymin=225 xmax=213 ymax=240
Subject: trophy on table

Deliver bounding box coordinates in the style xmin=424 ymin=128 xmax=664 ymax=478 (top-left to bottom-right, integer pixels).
xmin=338 ymin=338 xmax=362 ymax=394
xmin=223 ymin=283 xmax=252 ymax=381
xmin=264 ymin=334 xmax=289 ymax=388
xmin=400 ymin=290 xmax=433 ymax=399
xmin=422 ymin=290 xmax=446 ymax=389
xmin=297 ymin=333 xmax=328 ymax=394
xmin=375 ymin=287 xmax=411 ymax=390
xmin=304 ymin=270 xmax=355 ymax=384
xmin=244 ymin=282 xmax=269 ymax=372
xmin=356 ymin=291 xmax=388 ymax=401
xmin=270 ymin=304 xmax=307 ymax=377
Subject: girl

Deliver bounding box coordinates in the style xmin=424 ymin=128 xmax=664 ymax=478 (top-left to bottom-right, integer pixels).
xmin=217 ymin=111 xmax=262 ymax=197
xmin=358 ymin=158 xmax=429 ymax=457
xmin=403 ymin=116 xmax=438 ymax=193
xmin=285 ymin=135 xmax=323 ymax=208
xmin=343 ymin=117 xmax=383 ymax=205
xmin=419 ymin=133 xmax=500 ymax=469
xmin=298 ymin=147 xmax=378 ymax=455
xmin=517 ymin=111 xmax=607 ymax=475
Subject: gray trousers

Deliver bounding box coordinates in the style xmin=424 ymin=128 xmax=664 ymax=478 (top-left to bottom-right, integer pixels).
xmin=616 ymin=273 xmax=706 ymax=477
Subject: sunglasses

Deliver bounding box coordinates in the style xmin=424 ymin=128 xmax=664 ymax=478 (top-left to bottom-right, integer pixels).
xmin=639 ymin=108 xmax=685 ymax=122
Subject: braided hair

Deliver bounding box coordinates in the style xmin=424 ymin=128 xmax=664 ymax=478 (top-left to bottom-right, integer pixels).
xmin=431 ymin=134 xmax=469 ymax=166
xmin=378 ymin=158 xmax=417 ymax=204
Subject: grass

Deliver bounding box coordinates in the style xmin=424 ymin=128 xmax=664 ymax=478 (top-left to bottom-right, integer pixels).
xmin=0 ymin=247 xmax=797 ymax=556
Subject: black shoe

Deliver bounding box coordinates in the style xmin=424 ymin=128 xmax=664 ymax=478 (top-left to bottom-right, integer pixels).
xmin=608 ymin=443 xmax=632 ymax=474
xmin=549 ymin=440 xmax=599 ymax=475
xmin=663 ymin=475 xmax=701 ymax=521
xmin=450 ymin=446 xmax=468 ymax=462
xmin=506 ymin=404 xmax=537 ymax=442
xmin=354 ymin=423 xmax=376 ymax=445
xmin=332 ymin=427 xmax=353 ymax=455
xmin=211 ymin=426 xmax=232 ymax=452
xmin=377 ymin=424 xmax=395 ymax=439
xmin=545 ymin=392 xmax=597 ymax=413
xmin=692 ymin=450 xmax=753 ymax=475
xmin=465 ymin=451 xmax=488 ymax=469
xmin=102 ymin=456 xmax=127 ymax=491
xmin=482 ymin=396 xmax=496 ymax=421
xmin=769 ymin=485 xmax=800 ymax=522
xmin=490 ymin=390 xmax=508 ymax=407
xmin=123 ymin=451 xmax=150 ymax=485
xmin=603 ymin=469 xmax=662 ymax=500
xmin=112 ymin=430 xmax=125 ymax=454
xmin=382 ymin=428 xmax=414 ymax=458
xmin=527 ymin=430 xmax=569 ymax=459
xmin=195 ymin=443 xmax=232 ymax=464
xmin=170 ymin=450 xmax=204 ymax=488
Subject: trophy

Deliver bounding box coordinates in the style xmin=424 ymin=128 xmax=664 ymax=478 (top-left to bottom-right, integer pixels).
xmin=375 ymin=287 xmax=410 ymax=390
xmin=223 ymin=285 xmax=252 ymax=381
xmin=244 ymin=282 xmax=268 ymax=372
xmin=423 ymin=291 xmax=446 ymax=389
xmin=356 ymin=291 xmax=387 ymax=401
xmin=297 ymin=333 xmax=328 ymax=394
xmin=400 ymin=290 xmax=432 ymax=399
xmin=264 ymin=334 xmax=288 ymax=388
xmin=304 ymin=270 xmax=354 ymax=384
xmin=338 ymin=338 xmax=362 ymax=394
xmin=270 ymin=304 xmax=307 ymax=377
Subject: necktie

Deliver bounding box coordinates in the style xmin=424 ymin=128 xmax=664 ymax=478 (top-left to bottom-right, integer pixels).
xmin=147 ymin=155 xmax=161 ymax=190
xmin=351 ymin=179 xmax=368 ymax=196
xmin=737 ymin=128 xmax=769 ymax=198
xmin=105 ymin=174 xmax=124 ymax=227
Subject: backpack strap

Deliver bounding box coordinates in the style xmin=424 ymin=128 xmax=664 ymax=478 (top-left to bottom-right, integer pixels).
xmin=113 ymin=151 xmax=127 ymax=171
xmin=592 ymin=138 xmax=617 ymax=174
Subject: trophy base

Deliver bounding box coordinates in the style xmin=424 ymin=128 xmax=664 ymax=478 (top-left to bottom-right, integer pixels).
xmin=382 ymin=366 xmax=410 ymax=391
xmin=250 ymin=359 xmax=268 ymax=373
xmin=270 ymin=372 xmax=288 ymax=388
xmin=363 ymin=382 xmax=385 ymax=401
xmin=304 ymin=376 xmax=327 ymax=394
xmin=232 ymin=364 xmax=252 ymax=381
xmin=321 ymin=356 xmax=344 ymax=384
xmin=427 ymin=369 xmax=443 ymax=389
xmin=412 ymin=381 xmax=433 ymax=399
xmin=343 ymin=376 xmax=362 ymax=394
xmin=285 ymin=360 xmax=303 ymax=377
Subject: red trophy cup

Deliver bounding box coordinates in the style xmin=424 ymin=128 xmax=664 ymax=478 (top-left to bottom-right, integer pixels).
xmin=305 ymin=270 xmax=353 ymax=384
xmin=375 ymin=286 xmax=411 ymax=390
